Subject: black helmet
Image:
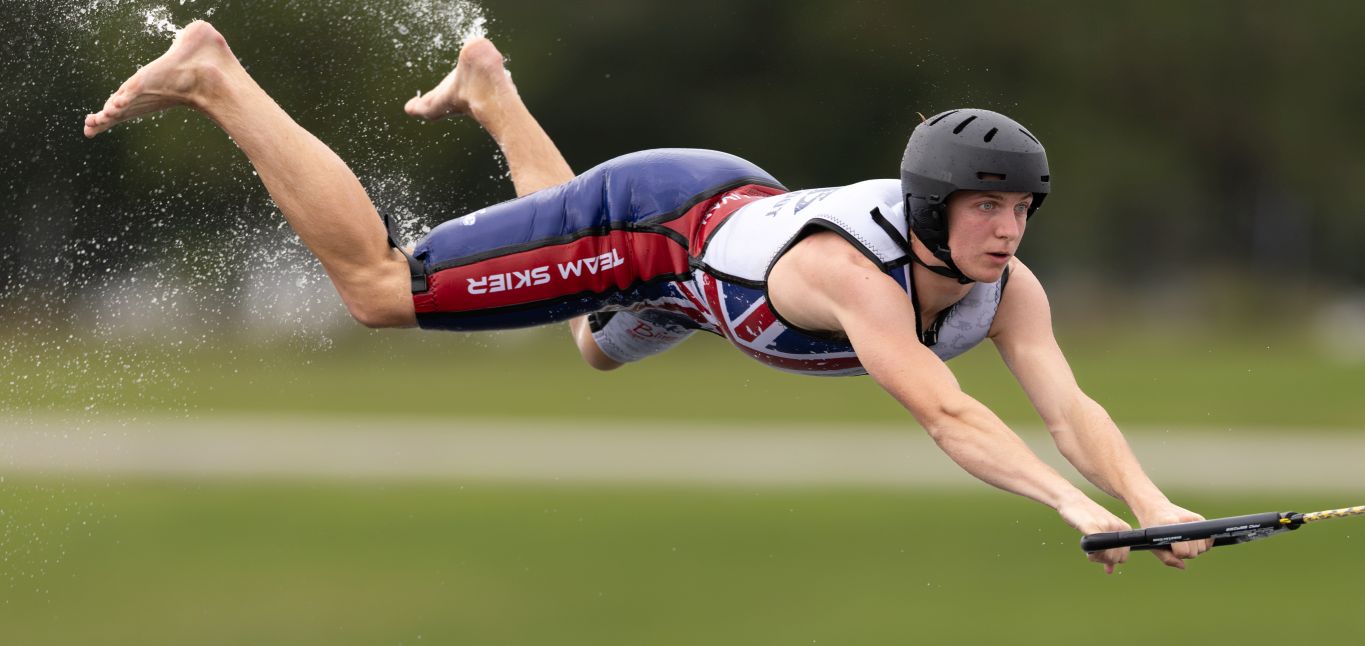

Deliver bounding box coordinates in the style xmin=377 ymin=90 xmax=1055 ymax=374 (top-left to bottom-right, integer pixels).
xmin=900 ymin=109 xmax=1051 ymax=283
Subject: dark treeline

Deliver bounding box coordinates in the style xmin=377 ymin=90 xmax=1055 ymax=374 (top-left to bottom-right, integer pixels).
xmin=3 ymin=0 xmax=1363 ymax=327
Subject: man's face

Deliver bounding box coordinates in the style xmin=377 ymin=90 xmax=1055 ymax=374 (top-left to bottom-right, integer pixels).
xmin=943 ymin=189 xmax=1033 ymax=283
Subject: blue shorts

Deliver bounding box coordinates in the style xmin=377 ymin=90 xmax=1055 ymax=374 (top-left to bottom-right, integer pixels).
xmin=410 ymin=148 xmax=785 ymax=331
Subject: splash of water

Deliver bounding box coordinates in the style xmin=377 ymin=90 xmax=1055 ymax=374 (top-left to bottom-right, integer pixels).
xmin=371 ymin=0 xmax=488 ymax=69
xmin=141 ymin=6 xmax=180 ymax=37
xmin=73 ymin=0 xmax=486 ymax=55
xmin=5 ymin=0 xmax=498 ymax=595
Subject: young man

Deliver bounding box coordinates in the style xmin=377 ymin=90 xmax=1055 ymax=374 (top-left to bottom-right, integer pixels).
xmin=84 ymin=22 xmax=1212 ymax=572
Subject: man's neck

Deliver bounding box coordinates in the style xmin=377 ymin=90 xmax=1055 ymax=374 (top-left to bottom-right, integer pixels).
xmin=908 ymin=237 xmax=974 ymax=316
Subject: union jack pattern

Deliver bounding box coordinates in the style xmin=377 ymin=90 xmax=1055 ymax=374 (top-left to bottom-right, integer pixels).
xmin=662 ymin=273 xmax=870 ymax=376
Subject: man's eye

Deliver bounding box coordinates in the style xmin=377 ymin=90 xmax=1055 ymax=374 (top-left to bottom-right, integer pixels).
xmin=1015 ymin=204 xmax=1030 ymax=215
xmin=979 ymin=202 xmax=995 ymax=211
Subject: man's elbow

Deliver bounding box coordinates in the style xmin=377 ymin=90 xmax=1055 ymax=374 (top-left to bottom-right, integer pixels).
xmin=916 ymin=394 xmax=978 ymax=442
xmin=569 ymin=316 xmax=624 ymax=371
xmin=574 ymin=335 xmax=624 ymax=371
xmin=1043 ymin=393 xmax=1104 ymax=437
xmin=580 ymin=348 xmax=624 ymax=371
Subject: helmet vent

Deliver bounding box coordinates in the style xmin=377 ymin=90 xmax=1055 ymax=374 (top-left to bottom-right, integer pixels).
xmin=1017 ymin=128 xmax=1040 ymax=145
xmin=976 ymin=172 xmax=1005 ymax=180
xmin=952 ymin=115 xmax=978 ymax=134
xmin=1040 ymin=175 xmax=1050 ymax=182
xmin=927 ymin=110 xmax=960 ymax=126
xmin=983 ymin=127 xmax=998 ymax=142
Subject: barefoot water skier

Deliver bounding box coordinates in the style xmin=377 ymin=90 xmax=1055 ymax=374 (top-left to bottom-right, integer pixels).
xmin=84 ymin=21 xmax=1213 ymax=572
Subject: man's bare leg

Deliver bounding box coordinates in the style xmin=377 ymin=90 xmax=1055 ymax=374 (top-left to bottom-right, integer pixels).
xmin=84 ymin=21 xmax=415 ymax=328
xmin=406 ymin=39 xmax=619 ymax=369
xmin=404 ymin=39 xmax=572 ymax=196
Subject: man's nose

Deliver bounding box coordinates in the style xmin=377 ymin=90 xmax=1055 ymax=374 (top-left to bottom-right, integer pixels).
xmin=996 ymin=215 xmax=1022 ymax=239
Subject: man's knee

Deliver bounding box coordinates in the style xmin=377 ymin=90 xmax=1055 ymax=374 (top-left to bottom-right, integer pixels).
xmin=348 ymin=300 xmax=416 ymax=329
xmin=339 ymin=258 xmax=418 ymax=329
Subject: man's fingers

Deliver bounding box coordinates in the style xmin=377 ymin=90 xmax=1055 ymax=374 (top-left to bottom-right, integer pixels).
xmin=1087 ymin=547 xmax=1128 ymax=570
xmin=1172 ymin=538 xmax=1214 ymax=560
xmin=1152 ymin=549 xmax=1186 ymax=569
xmin=1093 ymin=548 xmax=1127 ymax=575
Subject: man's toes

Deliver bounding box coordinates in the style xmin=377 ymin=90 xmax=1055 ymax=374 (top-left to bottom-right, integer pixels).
xmin=406 ymin=94 xmax=451 ymax=120
xmin=404 ymin=96 xmax=428 ymax=118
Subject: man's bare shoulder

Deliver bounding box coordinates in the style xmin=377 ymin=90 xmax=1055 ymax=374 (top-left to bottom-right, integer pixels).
xmin=991 ymin=257 xmax=1053 ymax=339
xmin=769 ymin=230 xmax=903 ymax=333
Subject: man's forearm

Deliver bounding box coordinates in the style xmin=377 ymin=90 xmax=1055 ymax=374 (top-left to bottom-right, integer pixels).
xmin=1050 ymin=396 xmax=1169 ymax=512
xmin=922 ymin=398 xmax=1086 ymax=510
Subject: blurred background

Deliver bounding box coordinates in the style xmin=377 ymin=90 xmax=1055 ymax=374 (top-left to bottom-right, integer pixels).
xmin=2 ymin=1 xmax=1363 ymax=644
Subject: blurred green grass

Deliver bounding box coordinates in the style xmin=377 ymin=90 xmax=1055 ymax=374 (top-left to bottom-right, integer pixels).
xmin=4 ymin=324 xmax=1362 ymax=429
xmin=2 ymin=478 xmax=1359 ymax=645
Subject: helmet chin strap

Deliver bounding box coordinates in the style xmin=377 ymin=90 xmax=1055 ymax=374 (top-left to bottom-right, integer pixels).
xmin=909 ymin=242 xmax=975 ymax=284
xmin=906 ymin=197 xmax=975 ymax=285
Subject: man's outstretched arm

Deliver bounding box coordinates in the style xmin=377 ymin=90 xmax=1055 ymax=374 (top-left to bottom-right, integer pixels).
xmin=989 ymin=260 xmax=1212 ymax=568
xmin=780 ymin=233 xmax=1136 ymax=573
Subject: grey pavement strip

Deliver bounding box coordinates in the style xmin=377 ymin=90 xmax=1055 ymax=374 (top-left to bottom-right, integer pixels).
xmin=1 ymin=414 xmax=1361 ymax=491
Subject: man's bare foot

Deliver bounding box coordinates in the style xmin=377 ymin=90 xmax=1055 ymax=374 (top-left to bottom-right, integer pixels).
xmin=404 ymin=38 xmax=516 ymax=123
xmin=83 ymin=21 xmax=236 ymax=138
